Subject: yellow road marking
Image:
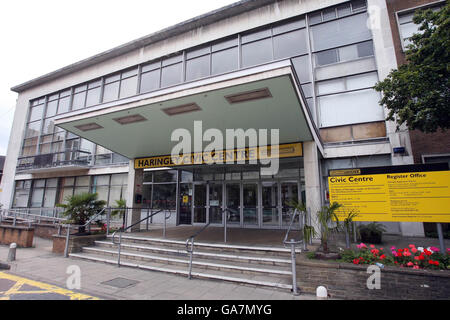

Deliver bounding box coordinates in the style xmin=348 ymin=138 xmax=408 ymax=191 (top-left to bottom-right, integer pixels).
xmin=0 ymin=272 xmax=99 ymax=300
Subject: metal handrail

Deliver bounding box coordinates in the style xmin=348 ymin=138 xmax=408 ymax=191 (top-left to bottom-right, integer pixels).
xmin=111 ymin=209 xmax=168 ymax=267
xmin=283 ymin=208 xmax=303 ymax=296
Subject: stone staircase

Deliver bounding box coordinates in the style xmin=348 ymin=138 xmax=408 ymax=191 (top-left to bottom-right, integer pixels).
xmin=69 ymin=234 xmax=300 ymax=291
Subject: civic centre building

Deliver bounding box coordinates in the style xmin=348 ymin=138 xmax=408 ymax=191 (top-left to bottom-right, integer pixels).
xmin=2 ymin=0 xmax=447 ymax=237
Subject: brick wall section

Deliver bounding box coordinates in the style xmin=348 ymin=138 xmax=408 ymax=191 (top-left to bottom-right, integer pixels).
xmin=385 ymin=0 xmax=450 ymax=163
xmin=296 ymin=259 xmax=450 ymax=300
xmin=0 ymin=225 xmax=34 ymax=247
xmin=52 ymin=234 xmax=106 ymax=255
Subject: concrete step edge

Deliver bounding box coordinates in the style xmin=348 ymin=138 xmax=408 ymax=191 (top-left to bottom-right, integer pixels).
xmin=83 ymin=247 xmax=292 ymax=275
xmin=69 ymin=253 xmax=292 ymax=290
xmin=95 ymin=241 xmax=292 ymax=264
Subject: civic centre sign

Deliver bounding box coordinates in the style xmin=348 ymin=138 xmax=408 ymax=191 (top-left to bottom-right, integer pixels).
xmin=328 ymin=164 xmax=450 ymax=223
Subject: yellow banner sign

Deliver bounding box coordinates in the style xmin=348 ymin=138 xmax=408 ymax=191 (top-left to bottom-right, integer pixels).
xmin=135 ymin=142 xmax=303 ymax=169
xmin=329 ymin=170 xmax=450 ymax=223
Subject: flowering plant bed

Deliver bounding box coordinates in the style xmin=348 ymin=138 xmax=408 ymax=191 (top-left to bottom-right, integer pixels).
xmin=336 ymin=243 xmax=450 ymax=270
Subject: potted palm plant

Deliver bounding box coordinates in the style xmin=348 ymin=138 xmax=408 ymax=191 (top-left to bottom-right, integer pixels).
xmin=289 ymin=200 xmax=317 ymax=251
xmin=315 ymin=202 xmax=342 ymax=259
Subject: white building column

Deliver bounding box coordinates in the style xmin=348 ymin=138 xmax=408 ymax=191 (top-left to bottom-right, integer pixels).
xmin=303 ymin=141 xmax=322 ymax=237
xmin=126 ymin=160 xmax=143 ymax=232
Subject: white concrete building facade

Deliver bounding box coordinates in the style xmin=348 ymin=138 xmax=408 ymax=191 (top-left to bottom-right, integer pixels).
xmin=1 ymin=0 xmax=427 ymax=236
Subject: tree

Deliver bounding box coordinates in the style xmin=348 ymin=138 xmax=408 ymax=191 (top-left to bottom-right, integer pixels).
xmin=317 ymin=202 xmax=342 ymax=253
xmin=374 ymin=4 xmax=450 ymax=133
xmin=57 ymin=193 xmax=106 ymax=234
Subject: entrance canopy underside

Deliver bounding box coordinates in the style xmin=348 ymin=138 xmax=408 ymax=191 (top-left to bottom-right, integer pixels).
xmin=55 ymin=61 xmax=321 ymax=159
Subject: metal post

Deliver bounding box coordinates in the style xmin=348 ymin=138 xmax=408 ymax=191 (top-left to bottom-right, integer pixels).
xmin=13 ymin=210 xmax=17 ymax=227
xmin=290 ymin=239 xmax=299 ymax=296
xmin=64 ymin=225 xmax=71 ymax=258
xmin=437 ymin=223 xmax=446 ymax=253
xmin=117 ymin=232 xmax=122 ymax=267
xmin=106 ymin=208 xmax=111 ymax=235
xmin=146 ymin=208 xmax=150 ymax=231
xmin=302 ymin=213 xmax=308 ymax=251
xmin=345 ymin=229 xmax=350 ymax=249
xmin=224 ymin=210 xmax=227 ymax=243
xmin=162 ymin=211 xmax=166 ymax=238
xmin=188 ymin=240 xmax=194 ymax=280
xmin=353 ymin=222 xmax=357 ymax=243
xmin=7 ymin=243 xmax=17 ymax=262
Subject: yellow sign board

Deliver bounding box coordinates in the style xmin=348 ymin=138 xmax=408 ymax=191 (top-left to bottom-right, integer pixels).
xmin=329 ymin=170 xmax=450 ymax=223
xmin=135 ymin=142 xmax=303 ymax=169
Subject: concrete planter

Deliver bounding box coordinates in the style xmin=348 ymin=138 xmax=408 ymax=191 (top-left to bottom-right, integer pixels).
xmin=0 ymin=224 xmax=34 ymax=247
xmin=296 ymin=256 xmax=450 ymax=300
xmin=52 ymin=233 xmax=106 ymax=255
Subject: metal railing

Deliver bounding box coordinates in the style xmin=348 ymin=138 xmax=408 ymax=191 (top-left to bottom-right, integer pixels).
xmin=111 ymin=209 xmax=169 ymax=267
xmin=1 ymin=208 xmax=66 ymax=226
xmin=61 ymin=207 xmax=108 ymax=257
xmin=16 ymin=149 xmax=92 ymax=172
xmin=283 ymin=208 xmax=303 ymax=296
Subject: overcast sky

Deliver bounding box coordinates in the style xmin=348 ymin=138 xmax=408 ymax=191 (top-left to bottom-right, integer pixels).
xmin=0 ymin=0 xmax=238 ymax=155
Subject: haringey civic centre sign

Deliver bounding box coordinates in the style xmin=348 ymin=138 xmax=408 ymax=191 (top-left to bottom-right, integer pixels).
xmin=135 ymin=142 xmax=303 ymax=169
xmin=328 ymin=163 xmax=450 ymax=223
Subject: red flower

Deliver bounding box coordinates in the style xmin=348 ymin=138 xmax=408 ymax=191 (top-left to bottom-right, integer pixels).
xmin=353 ymin=259 xmax=360 ymax=265
xmin=380 ymin=254 xmax=386 ymax=260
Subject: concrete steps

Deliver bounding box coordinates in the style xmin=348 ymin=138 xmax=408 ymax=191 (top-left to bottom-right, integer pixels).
xmin=69 ymin=235 xmax=296 ymax=291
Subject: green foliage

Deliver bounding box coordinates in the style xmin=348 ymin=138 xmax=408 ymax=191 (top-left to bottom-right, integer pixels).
xmin=111 ymin=199 xmax=127 ymax=218
xmin=306 ymin=251 xmax=316 ymax=260
xmin=56 ymin=192 xmax=106 ymax=233
xmin=317 ymin=202 xmax=342 ymax=253
xmin=288 ymin=200 xmax=318 ymax=244
xmin=374 ymin=4 xmax=450 ymax=133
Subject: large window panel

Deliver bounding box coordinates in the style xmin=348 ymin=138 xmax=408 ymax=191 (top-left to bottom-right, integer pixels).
xmin=310 ymin=13 xmax=372 ymax=52
xmin=31 ymin=188 xmax=44 ymax=207
xmin=319 ymin=89 xmax=384 ymax=127
xmin=119 ymin=76 xmax=138 ymax=98
xmin=273 ymin=29 xmax=308 ymax=59
xmin=152 ymin=184 xmax=176 ymax=210
xmin=140 ymin=69 xmax=161 ymax=93
xmin=43 ymin=188 xmax=57 ymax=207
xmin=86 ymin=87 xmax=101 ymax=106
xmin=241 ymin=38 xmax=273 ymax=68
xmin=161 ymin=63 xmax=182 ymax=87
xmin=292 ymin=55 xmax=312 ymax=83
xmin=186 ymin=55 xmax=210 ymax=81
xmin=45 ymin=100 xmax=58 ymax=118
xmin=29 ymin=105 xmax=43 ymax=122
xmin=211 ymin=47 xmax=238 ymax=75
xmin=103 ymin=81 xmax=120 ymax=103
xmin=26 ymin=121 xmax=41 ymax=138
xmin=58 ymin=96 xmax=71 ymax=114
xmin=72 ymin=91 xmax=86 ymax=110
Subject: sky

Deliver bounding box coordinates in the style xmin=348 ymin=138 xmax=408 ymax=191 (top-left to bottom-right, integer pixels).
xmin=0 ymin=0 xmax=238 ymax=156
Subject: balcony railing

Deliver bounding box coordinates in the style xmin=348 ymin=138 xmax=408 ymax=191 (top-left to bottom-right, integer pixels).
xmin=16 ymin=150 xmax=92 ymax=172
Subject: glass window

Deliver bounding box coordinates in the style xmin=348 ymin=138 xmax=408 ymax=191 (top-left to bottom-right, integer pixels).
xmin=322 ymin=8 xmax=337 ymax=21
xmin=186 ymin=55 xmax=210 ymax=81
xmin=29 ymin=105 xmax=43 ymax=122
xmin=142 ymin=61 xmax=160 ymax=73
xmin=72 ymin=91 xmax=86 ymax=110
xmin=105 ymin=74 xmax=120 ymax=84
xmin=122 ymin=68 xmax=138 ymax=79
xmin=86 ymin=87 xmax=101 ymax=107
xmin=346 ymin=72 xmax=378 ymax=90
xmin=310 ymin=13 xmax=372 ymax=52
xmin=31 ymin=188 xmax=44 ymax=207
xmin=309 ymin=12 xmax=322 ymax=25
xmin=162 ymin=54 xmax=182 ymax=67
xmin=111 ymin=173 xmax=128 ymax=185
xmin=319 ymin=89 xmax=384 ymax=127
xmin=58 ymin=96 xmax=71 ymax=114
xmin=301 ymin=83 xmax=313 ymax=98
xmin=26 ymin=121 xmax=41 ymax=138
xmin=292 ymin=55 xmax=311 ymax=83
xmin=75 ymin=176 xmax=90 ymax=187
xmin=93 ymin=175 xmax=110 ymax=186
xmin=272 ymin=18 xmax=306 ymax=35
xmin=43 ymin=188 xmax=57 ymax=207
xmin=39 ymin=143 xmax=51 ymax=154
xmin=74 ymin=187 xmax=89 ymax=195
xmin=186 ymin=46 xmax=210 ymax=59
xmin=315 ymin=49 xmax=338 ymax=66
xmin=241 ymin=28 xmax=271 ymax=44
xmin=212 ymin=37 xmax=238 ymax=52
xmin=241 ymin=38 xmax=273 ymax=68
xmin=93 ymin=186 xmax=109 ymax=203
xmin=13 ymin=183 xmax=30 ymax=207
xmin=103 ymin=81 xmax=120 ymax=102
xmin=351 ymin=0 xmax=367 ymax=12
xmin=211 ymin=47 xmax=238 ymax=75
xmin=356 ymin=41 xmax=374 ymax=57
xmin=153 ymin=170 xmax=177 ymax=183
xmin=42 ymin=117 xmax=56 ymax=135
xmin=273 ymin=29 xmax=308 ymax=59
xmin=152 ymin=184 xmax=176 ymax=209
xmin=161 ymin=63 xmax=182 ymax=87
xmin=119 ymin=76 xmax=138 ymax=98
xmin=46 ymin=100 xmax=58 ymax=118
xmin=317 ymin=78 xmax=346 ymax=95
xmin=337 ymin=3 xmax=352 ymax=17
xmin=80 ymin=139 xmax=94 ymax=152
xmin=140 ymin=69 xmax=160 ymax=93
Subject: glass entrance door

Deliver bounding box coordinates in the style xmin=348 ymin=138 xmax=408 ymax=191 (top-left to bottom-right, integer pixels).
xmin=179 ymin=183 xmax=192 ymax=224
xmin=208 ymin=183 xmax=223 ymax=224
xmin=243 ymin=183 xmax=258 ymax=226
xmin=193 ymin=184 xmax=206 ymax=223
xmin=262 ymin=181 xmax=279 ymax=227
xmin=281 ymin=181 xmax=299 ymax=227
xmin=225 ymin=183 xmax=241 ymax=225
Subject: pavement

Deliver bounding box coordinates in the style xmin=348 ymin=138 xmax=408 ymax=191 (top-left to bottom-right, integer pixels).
xmin=0 ymin=237 xmax=315 ymax=300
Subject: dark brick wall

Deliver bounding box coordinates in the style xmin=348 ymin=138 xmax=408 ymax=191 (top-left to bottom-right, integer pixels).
xmin=385 ymin=0 xmax=450 ymax=163
xmin=296 ymin=259 xmax=450 ymax=300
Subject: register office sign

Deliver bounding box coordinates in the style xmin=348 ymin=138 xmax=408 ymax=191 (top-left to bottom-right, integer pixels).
xmin=328 ymin=164 xmax=450 ymax=223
